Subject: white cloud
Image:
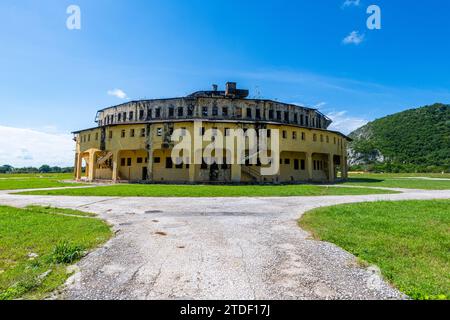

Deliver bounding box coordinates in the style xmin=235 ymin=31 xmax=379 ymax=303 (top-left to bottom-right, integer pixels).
xmin=326 ymin=111 xmax=369 ymax=135
xmin=343 ymin=31 xmax=365 ymax=45
xmin=342 ymin=0 xmax=361 ymax=7
xmin=0 ymin=126 xmax=75 ymax=167
xmin=107 ymin=88 xmax=128 ymax=99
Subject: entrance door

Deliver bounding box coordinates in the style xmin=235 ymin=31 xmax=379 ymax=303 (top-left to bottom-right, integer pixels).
xmin=142 ymin=167 xmax=148 ymax=180
xmin=209 ymin=163 xmax=219 ymax=182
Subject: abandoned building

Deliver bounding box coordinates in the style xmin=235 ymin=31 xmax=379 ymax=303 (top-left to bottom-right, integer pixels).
xmin=73 ymin=82 xmax=350 ymax=183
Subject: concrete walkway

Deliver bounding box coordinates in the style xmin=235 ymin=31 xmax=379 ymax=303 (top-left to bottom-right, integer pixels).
xmin=0 ymin=187 xmax=449 ymax=300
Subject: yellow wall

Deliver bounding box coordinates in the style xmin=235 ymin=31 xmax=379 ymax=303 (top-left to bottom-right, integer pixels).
xmin=75 ymin=121 xmax=348 ymax=183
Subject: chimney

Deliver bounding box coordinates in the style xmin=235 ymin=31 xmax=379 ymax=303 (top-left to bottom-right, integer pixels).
xmin=212 ymin=84 xmax=218 ymax=92
xmin=225 ymin=82 xmax=237 ymax=96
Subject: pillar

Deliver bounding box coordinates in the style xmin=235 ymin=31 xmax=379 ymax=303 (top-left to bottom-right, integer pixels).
xmin=112 ymin=151 xmax=119 ymax=182
xmin=328 ymin=153 xmax=335 ymax=183
xmin=231 ymin=164 xmax=241 ymax=183
xmin=306 ymin=152 xmax=313 ymax=182
xmin=75 ymin=153 xmax=82 ymax=180
xmin=88 ymin=151 xmax=96 ymax=182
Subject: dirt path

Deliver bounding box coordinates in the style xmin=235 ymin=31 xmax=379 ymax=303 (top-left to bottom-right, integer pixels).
xmin=1 ymin=188 xmax=449 ymax=300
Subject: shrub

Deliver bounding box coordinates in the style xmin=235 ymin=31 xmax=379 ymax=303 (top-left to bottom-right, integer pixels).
xmin=50 ymin=241 xmax=85 ymax=264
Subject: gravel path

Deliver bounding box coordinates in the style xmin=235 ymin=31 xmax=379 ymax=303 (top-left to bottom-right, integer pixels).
xmin=1 ymin=187 xmax=449 ymax=300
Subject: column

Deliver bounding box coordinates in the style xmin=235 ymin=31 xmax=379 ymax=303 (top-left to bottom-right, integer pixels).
xmin=75 ymin=153 xmax=82 ymax=180
xmin=328 ymin=153 xmax=335 ymax=183
xmin=231 ymin=164 xmax=241 ymax=183
xmin=87 ymin=151 xmax=96 ymax=182
xmin=112 ymin=151 xmax=119 ymax=182
xmin=306 ymin=152 xmax=313 ymax=182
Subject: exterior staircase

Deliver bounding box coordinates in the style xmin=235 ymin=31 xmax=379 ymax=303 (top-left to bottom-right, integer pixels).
xmin=241 ymin=165 xmax=262 ymax=182
xmin=97 ymin=151 xmax=113 ymax=165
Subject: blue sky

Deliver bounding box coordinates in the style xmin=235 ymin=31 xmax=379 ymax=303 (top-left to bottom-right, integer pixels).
xmin=1 ymin=0 xmax=449 ymax=166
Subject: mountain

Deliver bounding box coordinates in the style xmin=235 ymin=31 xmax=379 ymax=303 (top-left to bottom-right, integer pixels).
xmin=348 ymin=104 xmax=450 ymax=172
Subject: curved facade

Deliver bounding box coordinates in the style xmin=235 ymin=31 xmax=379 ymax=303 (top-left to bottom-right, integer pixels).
xmin=74 ymin=82 xmax=349 ymax=183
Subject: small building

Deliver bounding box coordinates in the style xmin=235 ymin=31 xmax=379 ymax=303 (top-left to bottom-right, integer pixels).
xmin=73 ymin=82 xmax=350 ymax=183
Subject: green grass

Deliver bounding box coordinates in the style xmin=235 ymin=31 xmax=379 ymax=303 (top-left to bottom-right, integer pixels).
xmin=0 ymin=173 xmax=78 ymax=190
xmin=299 ymin=200 xmax=450 ymax=300
xmin=16 ymin=184 xmax=398 ymax=197
xmin=0 ymin=205 xmax=111 ymax=300
xmin=344 ymin=173 xmax=450 ymax=190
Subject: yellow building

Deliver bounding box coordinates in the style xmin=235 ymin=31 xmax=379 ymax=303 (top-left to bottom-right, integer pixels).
xmin=73 ymin=82 xmax=350 ymax=184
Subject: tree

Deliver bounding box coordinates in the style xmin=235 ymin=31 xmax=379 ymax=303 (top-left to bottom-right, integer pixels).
xmin=39 ymin=165 xmax=51 ymax=173
xmin=0 ymin=165 xmax=14 ymax=174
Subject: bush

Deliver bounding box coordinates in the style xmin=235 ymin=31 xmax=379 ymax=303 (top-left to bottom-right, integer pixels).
xmin=50 ymin=241 xmax=85 ymax=264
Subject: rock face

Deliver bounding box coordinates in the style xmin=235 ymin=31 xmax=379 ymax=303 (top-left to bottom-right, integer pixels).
xmin=348 ymin=104 xmax=450 ymax=171
xmin=348 ymin=125 xmax=385 ymax=166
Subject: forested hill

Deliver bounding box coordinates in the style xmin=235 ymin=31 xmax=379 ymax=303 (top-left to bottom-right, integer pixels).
xmin=348 ymin=103 xmax=450 ymax=172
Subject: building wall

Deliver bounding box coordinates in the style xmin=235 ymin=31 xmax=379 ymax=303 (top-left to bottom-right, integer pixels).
xmin=75 ymin=120 xmax=348 ymax=184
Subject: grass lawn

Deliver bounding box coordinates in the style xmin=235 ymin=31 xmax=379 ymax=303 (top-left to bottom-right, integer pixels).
xmin=344 ymin=173 xmax=450 ymax=190
xmin=0 ymin=205 xmax=111 ymax=300
xmin=16 ymin=184 xmax=398 ymax=197
xmin=0 ymin=173 xmax=78 ymax=190
xmin=299 ymin=200 xmax=450 ymax=300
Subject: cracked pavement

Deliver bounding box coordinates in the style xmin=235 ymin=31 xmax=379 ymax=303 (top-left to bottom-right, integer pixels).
xmin=1 ymin=187 xmax=449 ymax=300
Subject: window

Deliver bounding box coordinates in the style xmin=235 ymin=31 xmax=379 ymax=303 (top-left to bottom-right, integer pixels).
xmin=212 ymin=106 xmax=218 ymax=116
xmin=95 ymin=132 xmax=99 ymax=140
xmin=255 ymin=109 xmax=261 ymax=119
xmin=294 ymin=159 xmax=300 ymax=170
xmin=284 ymin=159 xmax=290 ymax=165
xmin=165 ymin=157 xmax=173 ymax=169
xmin=313 ymin=134 xmax=317 ymax=142
xmin=222 ymin=107 xmax=228 ymax=116
xmin=300 ymin=115 xmax=304 ymax=126
xmin=269 ymin=110 xmax=274 ymax=119
xmin=305 ymin=116 xmax=309 ymax=126
xmin=175 ymin=159 xmax=183 ymax=169
xmin=187 ymin=105 xmax=194 ymax=116
xmin=168 ymin=107 xmax=175 ymax=118
xmin=130 ymin=129 xmax=135 ymax=137
xmin=201 ymin=159 xmax=208 ymax=170
xmin=88 ymin=134 xmax=91 ymax=142
xmin=276 ymin=111 xmax=282 ymax=121
xmin=202 ymin=107 xmax=208 ymax=117
xmin=129 ymin=112 xmax=134 ymax=121
xmin=157 ymin=128 xmax=163 ymax=136
xmin=121 ymin=158 xmax=126 ymax=166
xmin=122 ymin=112 xmax=126 ymax=121
xmin=121 ymin=130 xmax=126 ymax=138
xmin=301 ymin=132 xmax=306 ymax=141
xmin=145 ymin=157 xmax=148 ymax=163
xmin=127 ymin=158 xmax=132 ymax=166
xmin=118 ymin=113 xmax=122 ymax=122
xmin=154 ymin=157 xmax=161 ymax=164
xmin=320 ymin=135 xmax=324 ymax=142
xmin=246 ymin=108 xmax=252 ymax=118
xmin=334 ymin=137 xmax=337 ymax=144
xmin=141 ymin=128 xmax=146 ymax=137
xmin=282 ymin=130 xmax=287 ymax=139
xmin=109 ymin=131 xmax=113 ymax=139
xmin=301 ymin=160 xmax=306 ymax=170
xmin=178 ymin=107 xmax=184 ymax=117
xmin=137 ymin=157 xmax=143 ymax=164
xmin=292 ymin=132 xmax=297 ymax=140
xmin=284 ymin=111 xmax=289 ymax=122
xmin=294 ymin=114 xmax=298 ymax=123
xmin=139 ymin=109 xmax=144 ymax=120
xmin=235 ymin=107 xmax=242 ymax=118
xmin=155 ymin=108 xmax=161 ymax=118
